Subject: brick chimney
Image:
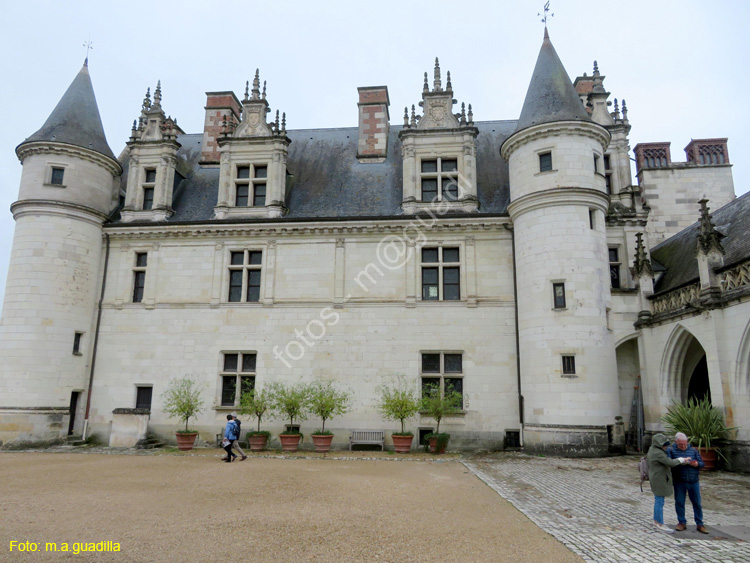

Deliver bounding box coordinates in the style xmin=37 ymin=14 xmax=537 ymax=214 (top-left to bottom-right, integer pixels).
xmin=356 ymin=86 xmax=390 ymax=163
xmin=200 ymin=91 xmax=242 ymax=165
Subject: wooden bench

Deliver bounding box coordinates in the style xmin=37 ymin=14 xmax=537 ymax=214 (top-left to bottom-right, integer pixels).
xmin=349 ymin=430 xmax=385 ymax=451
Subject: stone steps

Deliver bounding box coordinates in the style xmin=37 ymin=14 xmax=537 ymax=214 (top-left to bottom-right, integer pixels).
xmin=136 ymin=434 xmax=165 ymax=450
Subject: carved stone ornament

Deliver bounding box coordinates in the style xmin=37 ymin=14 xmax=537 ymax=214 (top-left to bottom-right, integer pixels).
xmin=419 ymin=98 xmax=459 ymax=130
xmin=235 ymin=107 xmax=272 ymax=138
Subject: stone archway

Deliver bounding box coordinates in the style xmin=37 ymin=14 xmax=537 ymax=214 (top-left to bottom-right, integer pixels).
xmin=660 ymin=325 xmax=708 ymax=403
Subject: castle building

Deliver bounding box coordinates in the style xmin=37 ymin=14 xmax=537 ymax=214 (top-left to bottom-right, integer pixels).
xmin=1 ymin=31 xmax=748 ymax=467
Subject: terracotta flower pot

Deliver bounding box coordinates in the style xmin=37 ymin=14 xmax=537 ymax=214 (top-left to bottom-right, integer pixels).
xmin=247 ymin=433 xmax=269 ymax=452
xmin=311 ymin=434 xmax=334 ymax=453
xmin=699 ymin=447 xmax=718 ymax=471
xmin=279 ymin=433 xmax=302 ymax=452
xmin=428 ymin=436 xmax=448 ymax=454
xmin=392 ymin=434 xmax=413 ymax=453
xmin=175 ymin=432 xmax=198 ymax=451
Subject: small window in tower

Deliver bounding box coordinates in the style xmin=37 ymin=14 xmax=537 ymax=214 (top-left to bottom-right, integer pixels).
xmin=594 ymin=154 xmax=600 ymax=173
xmin=562 ymin=355 xmax=576 ymax=375
xmin=72 ymin=332 xmax=83 ymax=355
xmin=539 ymin=152 xmax=552 ymax=173
xmin=553 ymin=283 xmax=566 ymax=309
xmin=144 ymin=169 xmax=157 ymax=183
xmin=609 ymin=248 xmax=621 ymax=289
xmin=589 ymin=209 xmax=596 ymax=230
xmin=50 ymin=167 xmax=65 ymax=186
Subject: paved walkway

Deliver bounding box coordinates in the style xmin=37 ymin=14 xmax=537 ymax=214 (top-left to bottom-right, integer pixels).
xmin=464 ymin=453 xmax=750 ymax=563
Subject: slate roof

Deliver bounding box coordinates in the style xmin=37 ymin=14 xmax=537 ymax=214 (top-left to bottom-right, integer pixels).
xmin=118 ymin=120 xmax=516 ymax=224
xmin=650 ymin=191 xmax=750 ymax=294
xmin=17 ymin=62 xmax=116 ymax=162
xmin=515 ymin=29 xmax=592 ymax=132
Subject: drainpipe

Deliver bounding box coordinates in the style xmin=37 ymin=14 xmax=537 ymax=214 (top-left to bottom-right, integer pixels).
xmin=82 ymin=233 xmax=110 ymax=440
xmin=504 ymin=223 xmax=523 ymax=446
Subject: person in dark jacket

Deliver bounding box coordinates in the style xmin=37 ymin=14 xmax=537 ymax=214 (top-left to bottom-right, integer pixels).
xmin=667 ymin=432 xmax=707 ymax=533
xmin=647 ymin=433 xmax=687 ymax=533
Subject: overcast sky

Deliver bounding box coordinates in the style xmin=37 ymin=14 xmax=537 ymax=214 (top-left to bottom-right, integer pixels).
xmin=0 ymin=0 xmax=748 ymax=308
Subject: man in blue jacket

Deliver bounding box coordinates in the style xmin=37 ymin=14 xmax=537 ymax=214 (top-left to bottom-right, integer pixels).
xmin=223 ymin=414 xmax=239 ymax=463
xmin=667 ymin=432 xmax=707 ymax=533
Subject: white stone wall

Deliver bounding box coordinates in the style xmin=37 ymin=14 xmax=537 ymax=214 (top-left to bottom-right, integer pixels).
xmin=83 ymin=224 xmax=518 ymax=448
xmin=17 ymin=151 xmax=118 ymax=216
xmin=0 ymin=209 xmax=103 ymax=417
xmin=640 ymin=165 xmax=735 ymax=245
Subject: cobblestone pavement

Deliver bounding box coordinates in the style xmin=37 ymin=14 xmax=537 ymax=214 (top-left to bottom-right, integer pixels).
xmin=464 ymin=452 xmax=750 ymax=563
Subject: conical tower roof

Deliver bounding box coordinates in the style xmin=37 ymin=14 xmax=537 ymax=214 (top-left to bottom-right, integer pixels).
xmin=17 ymin=61 xmax=116 ymax=161
xmin=515 ymin=29 xmax=591 ymax=132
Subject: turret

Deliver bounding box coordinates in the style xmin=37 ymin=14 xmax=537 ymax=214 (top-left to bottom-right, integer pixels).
xmin=0 ymin=61 xmax=121 ymax=445
xmin=501 ymin=29 xmax=621 ymax=455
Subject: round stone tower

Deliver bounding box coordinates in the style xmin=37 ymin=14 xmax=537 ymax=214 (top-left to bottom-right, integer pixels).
xmin=0 ymin=61 xmax=121 ymax=445
xmin=501 ymin=30 xmax=621 ymax=456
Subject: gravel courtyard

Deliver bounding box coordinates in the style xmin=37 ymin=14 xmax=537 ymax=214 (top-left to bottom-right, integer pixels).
xmin=1 ymin=451 xmax=581 ymax=563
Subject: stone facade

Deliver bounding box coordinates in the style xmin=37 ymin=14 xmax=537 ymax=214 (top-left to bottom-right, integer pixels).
xmin=1 ymin=36 xmax=748 ymax=467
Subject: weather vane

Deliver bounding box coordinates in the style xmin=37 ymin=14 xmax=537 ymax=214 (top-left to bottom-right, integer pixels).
xmin=538 ymin=1 xmax=554 ymax=26
xmin=83 ymin=37 xmax=93 ymax=64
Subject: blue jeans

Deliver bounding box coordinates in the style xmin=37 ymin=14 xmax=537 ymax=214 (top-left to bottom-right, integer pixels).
xmin=674 ymin=481 xmax=703 ymax=526
xmin=653 ymin=495 xmax=665 ymax=524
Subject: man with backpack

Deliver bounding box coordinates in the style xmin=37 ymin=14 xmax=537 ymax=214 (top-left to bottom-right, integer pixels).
xmin=223 ymin=414 xmax=239 ymax=463
xmin=647 ymin=433 xmax=689 ymax=533
xmin=667 ymin=432 xmax=707 ymax=533
xmin=231 ymin=413 xmax=248 ymax=461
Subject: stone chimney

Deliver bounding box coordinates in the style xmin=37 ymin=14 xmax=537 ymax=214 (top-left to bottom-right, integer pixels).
xmin=356 ymin=86 xmax=390 ymax=163
xmin=200 ymin=91 xmax=242 ymax=165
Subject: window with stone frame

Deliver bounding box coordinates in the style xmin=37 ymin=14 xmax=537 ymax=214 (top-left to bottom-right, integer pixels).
xmin=553 ymin=282 xmax=566 ymax=309
xmin=421 ymin=247 xmax=460 ymax=301
xmin=420 ymin=157 xmax=459 ymax=202
xmin=132 ymin=252 xmax=147 ymax=303
xmin=421 ymin=352 xmax=464 ymax=409
xmin=235 ymin=164 xmax=267 ymax=207
xmin=50 ymin=167 xmax=65 ymax=186
xmin=609 ymin=247 xmax=621 ymax=289
xmin=72 ymin=332 xmax=83 ymax=355
xmin=135 ymin=386 xmax=153 ymax=410
xmin=539 ymin=151 xmax=552 ymax=173
xmin=603 ymin=154 xmax=613 ymax=195
xmin=142 ymin=169 xmax=156 ymax=210
xmin=228 ymin=250 xmax=263 ymax=302
xmin=562 ymin=355 xmax=576 ymax=376
xmin=220 ymin=352 xmax=256 ymax=407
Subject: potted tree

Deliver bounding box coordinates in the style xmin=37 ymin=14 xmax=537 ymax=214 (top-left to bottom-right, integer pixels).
xmin=662 ymin=395 xmax=738 ymax=470
xmin=376 ymin=378 xmax=421 ymax=453
xmin=239 ymin=387 xmax=274 ymax=451
xmin=269 ymin=382 xmax=311 ymax=452
xmin=309 ymin=381 xmax=351 ymax=453
xmin=420 ymin=384 xmax=463 ymax=454
xmin=161 ymin=376 xmax=204 ymax=451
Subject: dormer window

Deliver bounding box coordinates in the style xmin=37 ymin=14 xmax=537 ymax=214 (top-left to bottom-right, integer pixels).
xmin=398 ymin=58 xmax=479 ymax=214
xmin=421 ymin=158 xmax=458 ymax=202
xmin=234 ymin=164 xmax=268 ymax=207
